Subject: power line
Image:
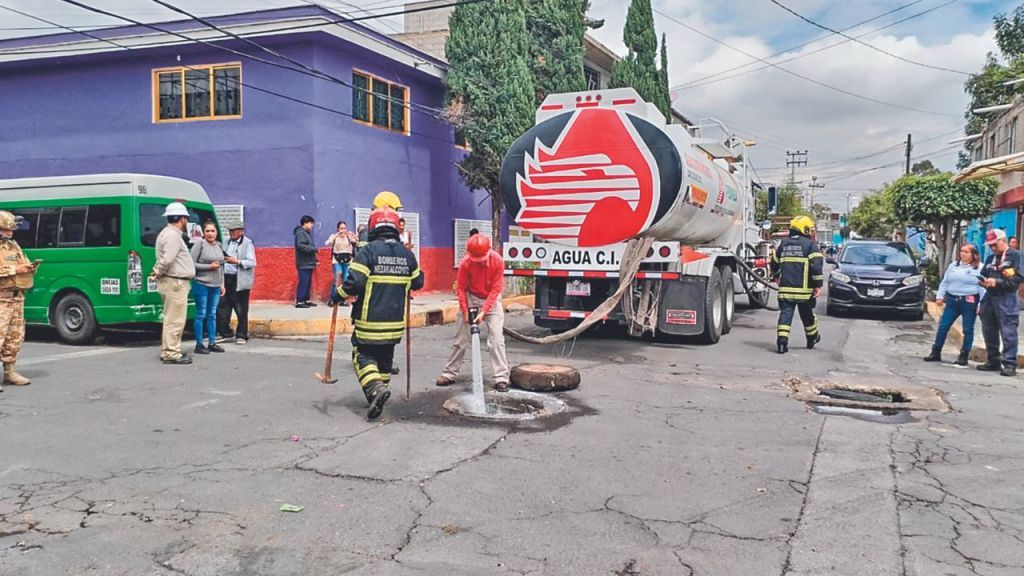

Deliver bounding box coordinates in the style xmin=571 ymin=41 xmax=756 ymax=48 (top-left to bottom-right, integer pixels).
xmin=673 ymin=0 xmax=928 ymax=90
xmin=820 ymin=143 xmax=961 ymax=184
xmin=654 ymin=9 xmax=959 ymax=117
xmin=764 ymin=0 xmax=972 ymax=76
xmin=678 ymin=0 xmax=958 ymax=91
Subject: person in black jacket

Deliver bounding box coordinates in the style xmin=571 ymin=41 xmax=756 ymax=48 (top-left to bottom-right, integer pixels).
xmin=294 ymin=215 xmax=317 ymax=308
xmin=977 ymin=228 xmax=1024 ymax=376
xmin=331 ymin=207 xmax=424 ymax=420
xmin=770 ymin=215 xmax=824 ymax=354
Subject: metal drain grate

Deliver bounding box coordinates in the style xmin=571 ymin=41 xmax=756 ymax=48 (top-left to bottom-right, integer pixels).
xmin=818 ymin=388 xmax=908 ymax=404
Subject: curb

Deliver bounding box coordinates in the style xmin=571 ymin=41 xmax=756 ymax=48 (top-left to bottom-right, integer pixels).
xmin=925 ymin=301 xmax=1024 ymax=365
xmin=243 ymin=294 xmax=535 ymax=338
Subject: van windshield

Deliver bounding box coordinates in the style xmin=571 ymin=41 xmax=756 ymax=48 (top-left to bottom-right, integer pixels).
xmin=140 ymin=204 xmax=217 ymax=247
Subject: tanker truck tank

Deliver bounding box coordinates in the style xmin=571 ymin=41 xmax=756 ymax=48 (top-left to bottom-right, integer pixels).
xmin=499 ymin=87 xmax=743 ymax=248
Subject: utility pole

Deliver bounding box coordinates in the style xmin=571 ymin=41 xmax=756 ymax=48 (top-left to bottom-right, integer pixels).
xmin=808 ymin=176 xmax=825 ymax=211
xmin=786 ymin=150 xmax=808 ymax=209
xmin=905 ymin=133 xmax=913 ymax=175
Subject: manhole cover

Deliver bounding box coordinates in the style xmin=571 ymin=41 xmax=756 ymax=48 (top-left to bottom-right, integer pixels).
xmin=443 ymin=390 xmax=567 ymax=421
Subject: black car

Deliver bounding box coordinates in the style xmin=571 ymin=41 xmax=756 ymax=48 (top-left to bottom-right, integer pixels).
xmin=826 ymin=240 xmax=926 ymax=320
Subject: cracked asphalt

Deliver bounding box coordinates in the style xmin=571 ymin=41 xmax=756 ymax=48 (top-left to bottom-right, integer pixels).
xmin=2 ymin=299 xmax=1023 ymax=575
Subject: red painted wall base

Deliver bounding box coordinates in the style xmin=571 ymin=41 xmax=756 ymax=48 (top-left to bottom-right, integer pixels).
xmin=250 ymin=247 xmax=456 ymax=301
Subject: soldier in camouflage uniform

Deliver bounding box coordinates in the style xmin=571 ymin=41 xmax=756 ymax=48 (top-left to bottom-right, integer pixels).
xmin=0 ymin=210 xmax=37 ymax=389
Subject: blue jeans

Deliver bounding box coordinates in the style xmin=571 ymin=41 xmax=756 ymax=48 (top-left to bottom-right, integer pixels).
xmin=933 ymin=294 xmax=978 ymax=353
xmin=192 ymin=283 xmax=221 ymax=345
xmin=980 ymin=292 xmax=1019 ymax=367
xmin=333 ymin=261 xmax=350 ymax=286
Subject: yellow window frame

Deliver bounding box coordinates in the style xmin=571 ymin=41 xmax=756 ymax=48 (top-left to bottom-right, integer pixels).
xmin=352 ymin=68 xmax=410 ymax=136
xmin=152 ymin=62 xmax=243 ymax=124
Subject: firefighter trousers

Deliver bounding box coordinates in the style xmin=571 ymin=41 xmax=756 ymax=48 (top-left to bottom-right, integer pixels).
xmin=777 ymin=299 xmax=818 ymax=343
xmin=351 ymin=340 xmax=394 ymax=403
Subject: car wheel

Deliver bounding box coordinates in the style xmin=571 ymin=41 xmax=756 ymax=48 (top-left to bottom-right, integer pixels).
xmin=53 ymin=292 xmax=99 ymax=345
xmin=908 ymin=308 xmax=925 ymax=321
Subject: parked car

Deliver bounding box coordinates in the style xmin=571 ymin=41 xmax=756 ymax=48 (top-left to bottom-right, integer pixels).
xmin=826 ymin=240 xmax=925 ymax=320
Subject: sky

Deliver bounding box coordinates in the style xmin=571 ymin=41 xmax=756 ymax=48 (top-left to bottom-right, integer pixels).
xmin=0 ymin=0 xmax=1019 ymax=212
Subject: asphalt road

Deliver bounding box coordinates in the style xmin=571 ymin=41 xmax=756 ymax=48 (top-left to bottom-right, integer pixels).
xmin=2 ymin=297 xmax=1023 ymax=576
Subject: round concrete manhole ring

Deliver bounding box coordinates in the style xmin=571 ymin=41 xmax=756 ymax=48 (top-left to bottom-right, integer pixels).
xmin=443 ymin=389 xmax=568 ymax=421
xmin=785 ymin=377 xmax=950 ymax=412
xmin=510 ymin=363 xmax=580 ymax=392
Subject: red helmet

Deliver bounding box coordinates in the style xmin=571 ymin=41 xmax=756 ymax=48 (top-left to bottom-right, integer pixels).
xmin=467 ymin=234 xmax=491 ymax=262
xmin=368 ymin=207 xmax=400 ymax=234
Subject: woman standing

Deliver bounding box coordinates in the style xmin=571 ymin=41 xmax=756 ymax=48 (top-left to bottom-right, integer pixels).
xmin=924 ymin=245 xmax=984 ymax=366
xmin=191 ymin=221 xmax=226 ymax=354
xmin=325 ymin=221 xmax=356 ymax=294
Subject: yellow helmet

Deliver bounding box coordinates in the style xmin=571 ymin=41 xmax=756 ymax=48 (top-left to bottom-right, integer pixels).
xmin=0 ymin=211 xmax=18 ymax=231
xmin=789 ymin=215 xmax=815 ymax=236
xmin=372 ymin=191 xmax=403 ymax=211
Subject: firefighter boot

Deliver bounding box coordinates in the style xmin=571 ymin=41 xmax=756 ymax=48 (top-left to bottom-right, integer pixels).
xmin=777 ymin=338 xmax=788 ymax=354
xmin=365 ymin=383 xmax=391 ymax=421
xmin=3 ymin=363 xmax=30 ymax=386
xmin=977 ymin=361 xmax=1001 ymax=371
xmin=807 ymin=333 xmax=821 ymax=350
xmin=955 ymin=351 xmax=969 ymax=367
xmin=923 ymin=347 xmax=942 ymax=362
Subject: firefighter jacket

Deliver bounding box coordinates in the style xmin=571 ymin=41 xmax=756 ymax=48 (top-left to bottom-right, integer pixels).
xmin=771 ymin=233 xmax=824 ymax=302
xmin=338 ymin=234 xmax=424 ymax=345
xmin=980 ymin=248 xmax=1024 ymax=299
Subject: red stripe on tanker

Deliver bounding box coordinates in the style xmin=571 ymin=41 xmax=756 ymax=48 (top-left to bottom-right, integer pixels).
xmin=500 ymin=88 xmax=743 ymax=248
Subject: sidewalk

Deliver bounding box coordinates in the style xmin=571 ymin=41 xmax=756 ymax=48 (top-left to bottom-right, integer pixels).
xmin=926 ymin=301 xmax=1024 ymax=365
xmin=237 ymin=292 xmax=535 ymax=338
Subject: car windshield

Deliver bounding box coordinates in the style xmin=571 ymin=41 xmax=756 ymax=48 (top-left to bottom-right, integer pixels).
xmin=840 ymin=244 xmax=915 ymax=267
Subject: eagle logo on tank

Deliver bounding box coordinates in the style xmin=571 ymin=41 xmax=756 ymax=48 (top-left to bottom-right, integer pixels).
xmin=500 ymin=107 xmax=682 ymax=247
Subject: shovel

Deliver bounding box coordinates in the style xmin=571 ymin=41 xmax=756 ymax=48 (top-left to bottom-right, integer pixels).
xmin=315 ymin=303 xmax=340 ymax=384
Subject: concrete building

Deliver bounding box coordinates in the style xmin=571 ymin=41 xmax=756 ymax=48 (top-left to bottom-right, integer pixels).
xmin=0 ymin=6 xmax=490 ymax=301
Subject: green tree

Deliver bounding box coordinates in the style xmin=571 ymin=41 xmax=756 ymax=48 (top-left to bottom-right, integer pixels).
xmin=911 ymin=160 xmax=941 ymax=176
xmin=963 ymin=6 xmax=1024 ymax=140
xmin=890 ymin=174 xmax=998 ymax=275
xmin=848 ymin=189 xmax=898 ymax=240
xmin=446 ymin=0 xmax=536 ymax=248
xmin=657 ymin=33 xmax=672 ymax=119
xmin=526 ymin=0 xmax=589 ymax=104
xmin=610 ymin=0 xmax=670 ymax=118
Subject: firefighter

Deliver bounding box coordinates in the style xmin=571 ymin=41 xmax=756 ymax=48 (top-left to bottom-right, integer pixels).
xmin=372 ymin=190 xmax=403 ymax=211
xmin=330 ymin=207 xmax=423 ymax=420
xmin=771 ymin=215 xmax=824 ymax=354
xmin=0 ymin=211 xmax=38 ymax=388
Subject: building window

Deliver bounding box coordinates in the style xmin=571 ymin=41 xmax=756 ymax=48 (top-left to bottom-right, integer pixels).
xmin=989 ymin=134 xmax=997 ymax=159
xmin=584 ymin=66 xmax=601 ymax=91
xmin=153 ymin=63 xmax=241 ymax=122
xmin=352 ymin=71 xmax=408 ymax=134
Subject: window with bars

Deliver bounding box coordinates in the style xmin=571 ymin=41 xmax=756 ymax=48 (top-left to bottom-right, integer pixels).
xmin=351 ymin=71 xmax=408 ymax=134
xmin=154 ymin=63 xmax=241 ymax=122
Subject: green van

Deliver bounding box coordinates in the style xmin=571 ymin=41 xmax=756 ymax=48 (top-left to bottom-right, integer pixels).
xmin=0 ymin=174 xmax=218 ymax=344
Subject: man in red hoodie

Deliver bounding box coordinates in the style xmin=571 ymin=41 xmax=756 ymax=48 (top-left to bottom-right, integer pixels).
xmin=435 ymin=234 xmax=510 ymax=391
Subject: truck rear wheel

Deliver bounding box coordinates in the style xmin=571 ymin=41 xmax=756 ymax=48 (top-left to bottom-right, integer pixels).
xmin=698 ymin=268 xmax=724 ymax=344
xmin=53 ymin=293 xmax=99 ymax=345
xmin=720 ymin=265 xmax=734 ymax=335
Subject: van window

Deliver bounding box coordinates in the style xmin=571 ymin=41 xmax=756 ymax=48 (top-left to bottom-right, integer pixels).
xmin=37 ymin=208 xmax=60 ymax=248
xmin=85 ymin=205 xmax=121 ymax=247
xmin=140 ymin=204 xmax=218 ymax=247
xmin=59 ymin=207 xmax=87 ymax=246
xmin=10 ymin=209 xmax=39 ymax=249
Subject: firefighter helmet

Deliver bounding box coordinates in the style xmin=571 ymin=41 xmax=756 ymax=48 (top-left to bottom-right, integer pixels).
xmin=368 ymin=206 xmax=400 ymax=234
xmin=372 ymin=191 xmax=403 ymax=211
xmin=467 ymin=233 xmax=491 ymax=262
xmin=0 ymin=211 xmax=18 ymax=231
xmin=789 ymin=215 xmax=815 ymax=236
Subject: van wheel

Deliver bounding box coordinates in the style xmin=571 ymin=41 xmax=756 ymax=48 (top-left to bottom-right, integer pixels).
xmin=720 ymin=265 xmax=735 ymax=335
xmin=54 ymin=293 xmax=98 ymax=345
xmin=698 ymin=268 xmax=724 ymax=344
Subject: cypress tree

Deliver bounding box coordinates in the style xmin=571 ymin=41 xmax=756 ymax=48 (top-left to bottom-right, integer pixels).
xmin=610 ymin=0 xmax=670 ymax=118
xmin=446 ymin=0 xmax=536 ymax=247
xmin=526 ymin=0 xmax=589 ymax=104
xmin=657 ymin=33 xmax=672 ymax=120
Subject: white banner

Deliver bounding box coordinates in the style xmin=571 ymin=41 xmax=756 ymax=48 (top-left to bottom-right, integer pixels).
xmin=453 ymin=218 xmax=493 ymax=267
xmin=214 ymin=204 xmax=244 ymax=240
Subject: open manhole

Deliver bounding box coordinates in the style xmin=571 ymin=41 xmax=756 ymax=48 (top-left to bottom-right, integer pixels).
xmin=785 ymin=377 xmax=949 ymax=418
xmin=426 ymin=310 xmax=444 ymax=326
xmin=443 ymin=390 xmax=567 ymax=422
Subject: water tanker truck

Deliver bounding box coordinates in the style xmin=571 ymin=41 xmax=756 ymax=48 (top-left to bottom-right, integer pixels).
xmin=499 ymin=88 xmax=772 ymax=343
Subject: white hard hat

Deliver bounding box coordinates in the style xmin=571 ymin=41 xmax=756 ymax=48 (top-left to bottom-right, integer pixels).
xmin=162 ymin=202 xmax=189 ymax=218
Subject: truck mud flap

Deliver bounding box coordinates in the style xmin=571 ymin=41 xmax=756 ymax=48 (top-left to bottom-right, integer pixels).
xmin=657 ymin=276 xmax=706 ymax=336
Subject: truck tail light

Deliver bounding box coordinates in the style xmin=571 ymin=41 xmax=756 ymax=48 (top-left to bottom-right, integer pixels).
xmin=507 ymin=247 xmax=519 ymax=258
xmin=752 ymin=257 xmax=768 ymax=268
xmin=128 ymin=250 xmax=143 ymax=292
xmin=658 ymin=246 xmax=672 ymax=258
xmin=522 ymin=247 xmax=533 ymax=259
